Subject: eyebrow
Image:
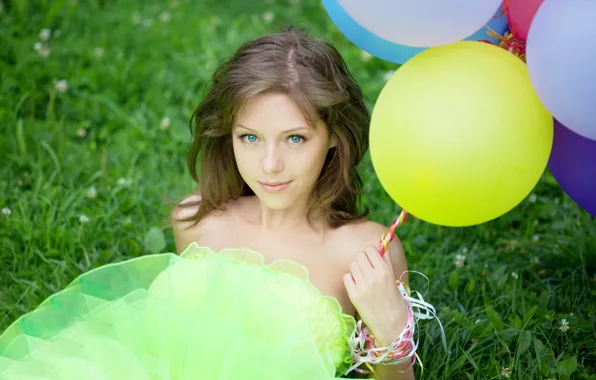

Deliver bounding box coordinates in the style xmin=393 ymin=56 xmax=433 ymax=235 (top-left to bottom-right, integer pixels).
xmin=234 ymin=124 xmax=312 ymax=134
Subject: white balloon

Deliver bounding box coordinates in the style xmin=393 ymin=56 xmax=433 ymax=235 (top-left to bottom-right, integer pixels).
xmin=337 ymin=0 xmax=503 ymax=47
xmin=526 ymin=0 xmax=596 ymax=141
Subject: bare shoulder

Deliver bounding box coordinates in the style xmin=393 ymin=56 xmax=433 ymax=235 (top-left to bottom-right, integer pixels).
xmin=337 ymin=219 xmax=409 ymax=283
xmin=171 ymin=193 xmax=237 ymax=254
xmin=171 ymin=193 xmax=202 ymax=224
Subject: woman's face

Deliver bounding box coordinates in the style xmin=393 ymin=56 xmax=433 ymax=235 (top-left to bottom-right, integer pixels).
xmin=232 ymin=92 xmax=336 ymax=211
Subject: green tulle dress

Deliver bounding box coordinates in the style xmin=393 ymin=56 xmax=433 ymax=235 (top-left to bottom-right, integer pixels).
xmin=0 ymin=243 xmax=362 ymax=379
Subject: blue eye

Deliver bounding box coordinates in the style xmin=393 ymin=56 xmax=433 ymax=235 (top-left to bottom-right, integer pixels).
xmin=289 ymin=135 xmax=303 ymax=144
xmin=241 ymin=134 xmax=258 ymax=143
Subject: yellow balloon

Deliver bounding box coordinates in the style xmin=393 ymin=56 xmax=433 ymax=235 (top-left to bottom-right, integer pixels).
xmin=370 ymin=41 xmax=553 ymax=227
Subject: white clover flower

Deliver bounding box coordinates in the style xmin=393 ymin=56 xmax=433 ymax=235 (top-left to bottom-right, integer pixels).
xmin=76 ymin=128 xmax=87 ymax=137
xmin=34 ymin=42 xmax=43 ymax=51
xmin=455 ymin=254 xmax=466 ymax=268
xmin=159 ymin=11 xmax=171 ymax=23
xmin=160 ymin=116 xmax=170 ymax=130
xmin=94 ymin=47 xmax=104 ymax=58
xmin=559 ymin=318 xmax=569 ymax=333
xmin=39 ymin=28 xmax=51 ymax=41
xmin=1 ymin=207 xmax=11 ymax=216
xmin=86 ymin=186 xmax=97 ymax=199
xmin=79 ymin=214 xmax=89 ymax=223
xmin=117 ymin=177 xmax=127 ymax=185
xmin=532 ymin=234 xmax=540 ymax=242
xmin=55 ymin=79 xmax=69 ymax=93
xmin=262 ymin=11 xmax=274 ymax=23
xmin=528 ymin=193 xmax=537 ymax=203
xmin=511 ymin=272 xmax=519 ymax=280
xmin=501 ymin=367 xmax=511 ymax=378
xmin=359 ymin=50 xmax=372 ymax=62
xmin=38 ymin=47 xmax=51 ymax=58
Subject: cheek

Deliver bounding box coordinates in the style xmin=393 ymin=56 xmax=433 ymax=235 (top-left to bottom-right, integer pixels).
xmin=232 ymin=140 xmax=240 ymax=158
xmin=232 ymin=143 xmax=251 ymax=175
xmin=296 ymin=146 xmax=330 ymax=177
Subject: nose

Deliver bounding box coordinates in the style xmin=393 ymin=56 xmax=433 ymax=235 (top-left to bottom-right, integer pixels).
xmin=261 ymin=144 xmax=284 ymax=174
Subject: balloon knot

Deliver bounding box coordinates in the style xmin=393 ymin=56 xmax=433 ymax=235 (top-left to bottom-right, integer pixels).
xmin=483 ymin=24 xmax=527 ymax=62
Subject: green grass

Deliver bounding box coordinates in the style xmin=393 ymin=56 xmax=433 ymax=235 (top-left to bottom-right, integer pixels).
xmin=1 ymin=0 xmax=595 ymax=378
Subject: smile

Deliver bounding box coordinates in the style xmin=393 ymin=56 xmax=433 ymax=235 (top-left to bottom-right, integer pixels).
xmin=259 ymin=181 xmax=292 ymax=193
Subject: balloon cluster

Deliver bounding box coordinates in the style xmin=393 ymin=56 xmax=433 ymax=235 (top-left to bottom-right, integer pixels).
xmin=324 ymin=0 xmax=596 ymax=226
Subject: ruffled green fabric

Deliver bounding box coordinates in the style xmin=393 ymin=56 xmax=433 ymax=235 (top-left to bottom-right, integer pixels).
xmin=0 ymin=243 xmax=358 ymax=379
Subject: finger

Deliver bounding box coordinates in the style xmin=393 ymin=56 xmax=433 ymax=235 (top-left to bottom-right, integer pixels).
xmin=382 ymin=245 xmax=392 ymax=265
xmin=343 ymin=273 xmax=356 ymax=293
xmin=350 ymin=260 xmax=365 ymax=284
xmin=355 ymin=251 xmax=375 ymax=277
xmin=364 ymin=244 xmax=385 ymax=268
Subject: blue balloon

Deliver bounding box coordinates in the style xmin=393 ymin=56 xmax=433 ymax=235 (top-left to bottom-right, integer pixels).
xmin=323 ymin=0 xmax=509 ymax=64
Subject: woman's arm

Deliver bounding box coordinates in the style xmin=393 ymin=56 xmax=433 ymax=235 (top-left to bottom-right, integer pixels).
xmin=372 ymin=237 xmax=415 ymax=380
xmin=348 ymin=224 xmax=416 ymax=380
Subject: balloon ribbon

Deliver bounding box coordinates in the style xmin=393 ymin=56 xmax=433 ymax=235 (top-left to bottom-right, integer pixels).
xmin=479 ymin=23 xmax=527 ymax=62
xmin=378 ymin=210 xmax=408 ymax=257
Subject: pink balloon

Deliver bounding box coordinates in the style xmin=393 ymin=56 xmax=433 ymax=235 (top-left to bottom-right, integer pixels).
xmin=506 ymin=0 xmax=543 ymax=41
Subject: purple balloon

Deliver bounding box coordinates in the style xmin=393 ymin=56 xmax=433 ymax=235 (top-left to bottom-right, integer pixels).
xmin=548 ymin=119 xmax=596 ymax=216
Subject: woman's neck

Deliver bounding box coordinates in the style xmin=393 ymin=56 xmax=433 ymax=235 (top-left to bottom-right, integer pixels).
xmin=243 ymin=195 xmax=329 ymax=235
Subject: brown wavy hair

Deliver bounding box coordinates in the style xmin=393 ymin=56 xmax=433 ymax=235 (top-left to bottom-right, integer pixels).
xmin=178 ymin=25 xmax=370 ymax=229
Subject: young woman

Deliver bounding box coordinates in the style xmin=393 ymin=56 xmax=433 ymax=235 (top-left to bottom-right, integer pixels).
xmin=172 ymin=26 xmax=417 ymax=379
xmin=0 ymin=26 xmax=436 ymax=380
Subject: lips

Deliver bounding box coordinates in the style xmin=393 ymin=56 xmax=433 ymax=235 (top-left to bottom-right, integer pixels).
xmin=259 ymin=180 xmax=292 ymax=193
xmin=260 ymin=181 xmax=291 ymax=186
